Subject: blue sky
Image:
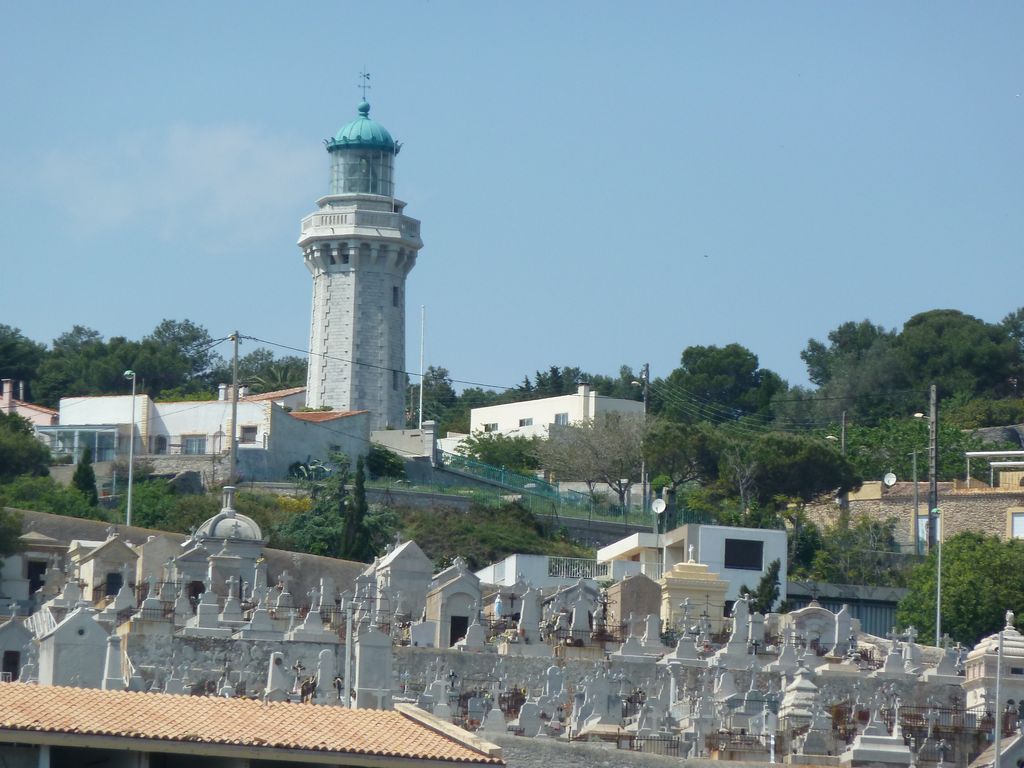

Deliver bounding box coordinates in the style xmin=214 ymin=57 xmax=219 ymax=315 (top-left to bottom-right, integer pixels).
xmin=1 ymin=2 xmax=1021 ymax=392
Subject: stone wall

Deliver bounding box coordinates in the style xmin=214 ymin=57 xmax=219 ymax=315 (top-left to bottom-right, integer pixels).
xmin=805 ymin=482 xmax=1024 ymax=549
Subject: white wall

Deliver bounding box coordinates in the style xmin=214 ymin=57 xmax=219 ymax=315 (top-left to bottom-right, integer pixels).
xmin=696 ymin=525 xmax=788 ymax=605
xmin=469 ymin=385 xmax=643 ymax=439
xmin=60 ymin=395 xmax=149 ymax=427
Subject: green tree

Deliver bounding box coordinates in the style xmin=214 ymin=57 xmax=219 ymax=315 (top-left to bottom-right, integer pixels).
xmin=897 ymin=532 xmax=1024 ymax=646
xmin=801 ymin=320 xmax=897 ymax=388
xmin=809 ymin=515 xmax=907 ymax=587
xmin=653 ymin=343 xmax=786 ymax=424
xmin=0 ymin=325 xmax=46 ymax=395
xmin=0 ymin=412 xmax=51 ymax=480
xmin=366 ymin=445 xmax=406 ymax=480
xmin=895 ymin=309 xmax=1018 ymax=399
xmin=0 ymin=508 xmax=23 ymax=571
xmin=712 ymin=432 xmax=860 ymax=510
xmin=841 ymin=417 xmax=990 ymax=483
xmin=739 ymin=558 xmax=781 ymax=614
xmin=71 ymin=447 xmax=98 ymax=506
xmin=0 ymin=475 xmax=106 ymax=521
xmin=277 ymin=464 xmax=348 ymax=558
xmin=343 ymin=457 xmax=372 ymax=561
xmin=458 ymin=433 xmax=540 ymax=474
xmin=643 ymin=419 xmax=719 ymax=526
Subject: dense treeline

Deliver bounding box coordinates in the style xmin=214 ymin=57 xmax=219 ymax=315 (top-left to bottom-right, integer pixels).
xmin=0 ymin=320 xmax=306 ymax=406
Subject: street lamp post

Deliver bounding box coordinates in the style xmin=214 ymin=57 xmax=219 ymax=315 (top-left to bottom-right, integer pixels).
xmin=124 ymin=369 xmax=137 ymax=527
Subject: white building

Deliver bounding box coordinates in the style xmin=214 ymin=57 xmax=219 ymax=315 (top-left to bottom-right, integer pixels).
xmin=36 ymin=386 xmax=370 ymax=483
xmin=596 ymin=522 xmax=788 ymax=608
xmin=468 ymin=383 xmax=644 ymax=440
xmin=300 ymin=99 xmax=423 ymax=430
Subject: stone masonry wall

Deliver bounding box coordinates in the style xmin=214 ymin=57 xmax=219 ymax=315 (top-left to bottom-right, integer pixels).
xmin=805 ymin=482 xmax=1024 ymax=549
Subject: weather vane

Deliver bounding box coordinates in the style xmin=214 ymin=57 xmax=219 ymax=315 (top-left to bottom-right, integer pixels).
xmin=358 ymin=68 xmax=371 ymax=100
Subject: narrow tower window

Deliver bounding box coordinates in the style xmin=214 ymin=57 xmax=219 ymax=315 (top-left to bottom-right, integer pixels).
xmin=392 ymin=286 xmax=399 ymax=307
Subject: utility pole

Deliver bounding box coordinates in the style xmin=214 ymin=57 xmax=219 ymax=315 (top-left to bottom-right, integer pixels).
xmin=640 ymin=362 xmax=650 ymax=520
xmin=228 ymin=331 xmax=239 ymax=485
xmin=927 ymin=384 xmax=938 ymax=552
xmin=839 ymin=410 xmax=848 ymax=514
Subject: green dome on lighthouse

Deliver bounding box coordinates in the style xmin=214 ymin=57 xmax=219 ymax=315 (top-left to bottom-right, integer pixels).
xmin=326 ymin=101 xmax=397 ymax=153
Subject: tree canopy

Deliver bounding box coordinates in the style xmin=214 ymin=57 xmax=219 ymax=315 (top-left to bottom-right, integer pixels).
xmin=897 ymin=532 xmax=1024 ymax=646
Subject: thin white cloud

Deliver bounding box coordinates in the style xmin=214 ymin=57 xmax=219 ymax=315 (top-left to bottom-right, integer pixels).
xmin=32 ymin=123 xmax=319 ymax=248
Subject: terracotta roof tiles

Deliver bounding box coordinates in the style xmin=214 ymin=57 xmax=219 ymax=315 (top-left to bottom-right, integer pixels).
xmin=288 ymin=410 xmax=367 ymax=423
xmin=0 ymin=683 xmax=502 ymax=764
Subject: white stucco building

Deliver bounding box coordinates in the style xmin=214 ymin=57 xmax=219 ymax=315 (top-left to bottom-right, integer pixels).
xmin=596 ymin=522 xmax=788 ymax=607
xmin=468 ymin=383 xmax=644 ymax=440
xmin=300 ymin=99 xmax=423 ymax=430
xmin=35 ymin=386 xmax=369 ymax=483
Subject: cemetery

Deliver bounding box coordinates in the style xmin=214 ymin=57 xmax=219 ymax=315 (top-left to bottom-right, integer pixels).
xmin=1 ymin=486 xmax=1020 ymax=768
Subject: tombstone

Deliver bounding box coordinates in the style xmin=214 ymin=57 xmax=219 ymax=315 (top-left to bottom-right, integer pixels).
xmin=641 ymin=614 xmax=664 ymax=650
xmin=513 ymin=700 xmax=543 ymax=737
xmin=831 ymin=604 xmax=852 ymax=655
xmin=275 ymin=570 xmax=294 ymax=611
xmin=182 ymin=585 xmax=231 ymax=638
xmin=354 ymin=625 xmax=393 ymax=709
xmin=264 ymin=652 xmax=290 ymax=702
xmin=314 ymin=649 xmax=339 ymax=705
xmin=466 ymin=695 xmax=487 ymax=725
xmin=172 ymin=583 xmax=193 ymax=625
xmin=219 ymin=575 xmax=244 ymax=623
xmin=479 ymin=702 xmax=507 ymax=734
xmin=517 ymin=587 xmax=541 ymax=644
xmin=569 ymin=592 xmax=590 ymax=634
xmin=749 ymin=611 xmax=766 ymax=649
xmin=101 ymin=634 xmax=124 ymax=691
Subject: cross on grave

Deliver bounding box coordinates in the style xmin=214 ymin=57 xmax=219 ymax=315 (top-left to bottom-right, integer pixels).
xmin=941 ymin=633 xmax=951 ymax=650
xmin=886 ymin=627 xmax=900 ymax=644
xmin=231 ymin=519 xmax=242 ymax=538
xmin=905 ymin=626 xmax=918 ymax=644
xmin=225 ymin=575 xmax=239 ymax=598
xmin=278 ymin=570 xmax=291 ymax=593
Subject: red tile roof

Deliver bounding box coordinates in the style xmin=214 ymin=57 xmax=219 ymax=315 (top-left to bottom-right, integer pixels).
xmin=0 ymin=683 xmax=502 ymax=765
xmin=289 ymin=410 xmax=367 ymax=423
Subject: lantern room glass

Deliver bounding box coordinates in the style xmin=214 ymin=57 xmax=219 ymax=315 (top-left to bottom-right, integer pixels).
xmin=330 ymin=149 xmax=395 ymax=196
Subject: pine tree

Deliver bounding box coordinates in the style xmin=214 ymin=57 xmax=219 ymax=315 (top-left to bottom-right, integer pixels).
xmin=738 ymin=558 xmax=781 ymax=614
xmin=72 ymin=447 xmax=98 ymax=506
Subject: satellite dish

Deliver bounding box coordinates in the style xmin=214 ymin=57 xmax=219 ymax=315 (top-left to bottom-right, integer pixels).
xmin=883 ymin=472 xmax=897 ymax=487
xmin=652 ymin=499 xmax=667 ymax=515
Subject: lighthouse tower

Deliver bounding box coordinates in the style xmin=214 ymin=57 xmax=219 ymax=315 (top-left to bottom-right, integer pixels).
xmin=299 ymin=100 xmax=423 ymax=429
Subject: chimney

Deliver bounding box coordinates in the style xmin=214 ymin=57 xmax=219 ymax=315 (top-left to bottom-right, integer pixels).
xmin=577 ymin=382 xmax=590 ymax=397
xmin=18 ymin=380 xmax=24 ymax=400
xmin=0 ymin=379 xmax=11 ymax=414
xmin=218 ymin=384 xmax=227 ymax=401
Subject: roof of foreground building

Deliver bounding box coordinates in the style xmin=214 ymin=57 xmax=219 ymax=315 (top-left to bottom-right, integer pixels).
xmin=0 ymin=683 xmax=502 ymax=766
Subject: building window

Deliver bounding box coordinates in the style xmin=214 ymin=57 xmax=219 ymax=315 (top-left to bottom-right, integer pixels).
xmin=182 ymin=435 xmax=207 ymax=455
xmin=483 ymin=423 xmax=498 ymax=433
xmin=341 ymin=250 xmax=349 ymax=264
xmin=519 ymin=418 xmax=533 ymax=427
xmin=392 ymin=286 xmax=399 ymax=307
xmin=392 ymin=370 xmax=400 ymax=390
xmin=554 ymin=412 xmax=569 ymax=426
xmin=723 ymin=538 xmax=764 ymax=570
xmin=1013 ymin=513 xmax=1024 ymax=539
xmin=240 ymin=426 xmax=258 ymax=444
